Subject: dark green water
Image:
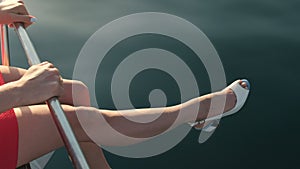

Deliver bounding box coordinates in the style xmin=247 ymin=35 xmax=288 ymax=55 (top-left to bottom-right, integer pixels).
xmin=5 ymin=0 xmax=300 ymax=168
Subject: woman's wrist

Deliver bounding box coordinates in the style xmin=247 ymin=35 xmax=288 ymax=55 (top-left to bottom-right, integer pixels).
xmin=7 ymin=80 xmax=25 ymax=108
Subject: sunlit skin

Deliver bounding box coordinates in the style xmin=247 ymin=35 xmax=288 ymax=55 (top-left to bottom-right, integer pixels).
xmin=0 ymin=1 xmax=249 ymax=168
xmin=0 ymin=65 xmax=248 ymax=168
xmin=0 ymin=0 xmax=35 ymax=28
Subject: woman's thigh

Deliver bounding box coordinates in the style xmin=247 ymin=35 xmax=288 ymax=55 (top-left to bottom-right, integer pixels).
xmin=14 ymin=104 xmax=90 ymax=167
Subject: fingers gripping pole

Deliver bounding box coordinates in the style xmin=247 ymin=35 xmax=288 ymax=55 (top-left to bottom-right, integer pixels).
xmin=14 ymin=24 xmax=90 ymax=169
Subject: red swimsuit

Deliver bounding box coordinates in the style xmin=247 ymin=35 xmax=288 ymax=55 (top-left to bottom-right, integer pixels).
xmin=0 ymin=71 xmax=19 ymax=169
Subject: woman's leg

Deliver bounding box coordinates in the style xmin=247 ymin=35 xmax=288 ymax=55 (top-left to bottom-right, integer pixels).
xmin=15 ymin=86 xmax=238 ymax=167
xmin=2 ymin=65 xmax=247 ymax=168
xmin=14 ymin=105 xmax=110 ymax=168
xmin=58 ymin=79 xmax=111 ymax=169
xmin=0 ymin=66 xmax=110 ymax=168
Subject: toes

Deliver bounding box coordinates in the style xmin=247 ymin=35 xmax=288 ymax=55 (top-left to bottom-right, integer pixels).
xmin=241 ymin=81 xmax=248 ymax=89
xmin=239 ymin=79 xmax=250 ymax=90
xmin=194 ymin=123 xmax=204 ymax=130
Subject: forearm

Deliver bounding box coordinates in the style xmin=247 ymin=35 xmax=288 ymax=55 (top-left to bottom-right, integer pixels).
xmin=0 ymin=81 xmax=22 ymax=112
xmin=0 ymin=63 xmax=64 ymax=113
xmin=0 ymin=65 xmax=26 ymax=83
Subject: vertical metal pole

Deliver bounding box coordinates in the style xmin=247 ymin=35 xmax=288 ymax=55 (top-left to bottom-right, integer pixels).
xmin=1 ymin=24 xmax=10 ymax=66
xmin=14 ymin=24 xmax=90 ymax=169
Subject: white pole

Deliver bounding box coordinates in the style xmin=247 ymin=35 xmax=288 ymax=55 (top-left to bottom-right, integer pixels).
xmin=14 ymin=24 xmax=90 ymax=169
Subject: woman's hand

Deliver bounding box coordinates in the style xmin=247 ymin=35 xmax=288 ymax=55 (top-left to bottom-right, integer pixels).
xmin=0 ymin=0 xmax=36 ymax=27
xmin=14 ymin=62 xmax=64 ymax=106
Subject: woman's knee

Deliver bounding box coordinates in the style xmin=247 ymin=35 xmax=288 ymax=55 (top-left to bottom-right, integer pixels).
xmin=72 ymin=80 xmax=91 ymax=106
xmin=72 ymin=80 xmax=89 ymax=94
xmin=61 ymin=79 xmax=91 ymax=106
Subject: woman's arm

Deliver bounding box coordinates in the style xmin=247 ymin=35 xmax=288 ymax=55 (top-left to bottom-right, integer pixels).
xmin=0 ymin=62 xmax=64 ymax=113
xmin=0 ymin=0 xmax=36 ymax=27
xmin=0 ymin=65 xmax=26 ymax=83
xmin=0 ymin=79 xmax=23 ymax=112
